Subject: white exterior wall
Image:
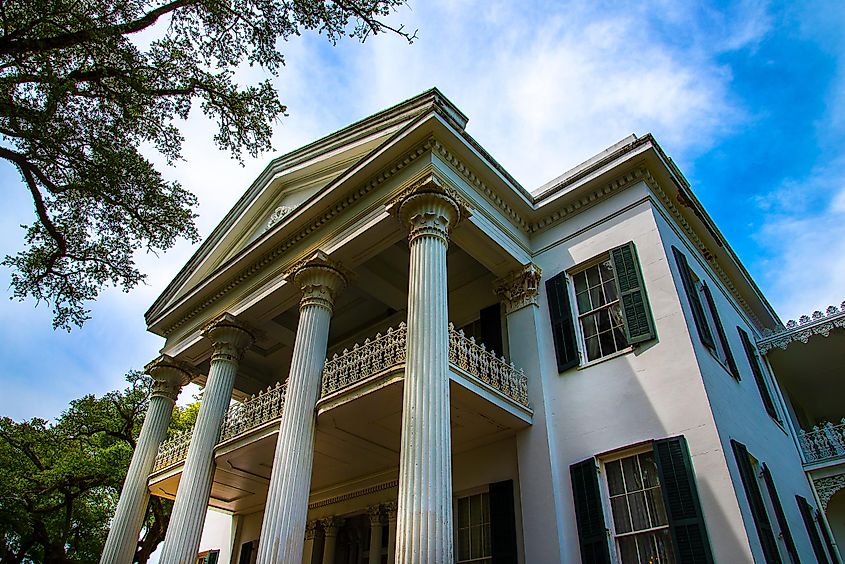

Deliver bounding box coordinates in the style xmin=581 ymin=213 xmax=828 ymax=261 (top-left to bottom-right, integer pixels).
xmin=652 ymin=205 xmax=823 ymax=561
xmin=527 ymin=183 xmax=754 ymax=562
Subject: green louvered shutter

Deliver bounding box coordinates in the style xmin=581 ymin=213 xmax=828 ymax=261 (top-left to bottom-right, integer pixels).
xmin=701 ymin=283 xmax=740 ymax=379
xmin=761 ymin=464 xmax=800 ymax=564
xmin=731 ymin=440 xmax=782 ymax=564
xmin=796 ymin=496 xmax=831 ymax=564
xmin=672 ymin=246 xmax=715 ymax=349
xmin=489 ymin=480 xmax=518 ymax=564
xmin=610 ymin=242 xmax=656 ymax=344
xmin=738 ymin=327 xmax=779 ymax=420
xmin=546 ymin=273 xmax=579 ymax=371
xmin=570 ymin=458 xmax=611 ymax=564
xmin=653 ymin=436 xmax=714 ymax=564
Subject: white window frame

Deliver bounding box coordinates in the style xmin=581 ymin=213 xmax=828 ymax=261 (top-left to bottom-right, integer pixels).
xmin=567 ymin=254 xmax=633 ymax=367
xmin=454 ymin=487 xmax=493 ymax=564
xmin=599 ymin=446 xmax=675 ymax=564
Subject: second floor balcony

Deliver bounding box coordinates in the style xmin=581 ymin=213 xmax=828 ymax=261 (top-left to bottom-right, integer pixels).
xmin=800 ymin=419 xmax=845 ymax=466
xmin=152 ymin=323 xmax=531 ymax=476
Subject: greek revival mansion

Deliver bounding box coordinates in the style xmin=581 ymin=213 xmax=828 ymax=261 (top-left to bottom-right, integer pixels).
xmin=100 ymin=89 xmax=844 ymax=563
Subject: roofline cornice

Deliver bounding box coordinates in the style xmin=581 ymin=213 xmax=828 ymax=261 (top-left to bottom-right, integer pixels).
xmin=758 ymin=302 xmax=845 ymax=353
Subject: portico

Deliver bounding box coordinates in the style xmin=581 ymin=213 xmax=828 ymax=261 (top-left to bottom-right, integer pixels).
xmin=110 ymin=95 xmax=536 ymax=561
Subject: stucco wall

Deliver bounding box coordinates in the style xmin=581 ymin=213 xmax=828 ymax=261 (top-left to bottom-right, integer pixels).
xmin=526 ymin=184 xmax=752 ymax=562
xmin=652 ymin=200 xmax=824 ymax=562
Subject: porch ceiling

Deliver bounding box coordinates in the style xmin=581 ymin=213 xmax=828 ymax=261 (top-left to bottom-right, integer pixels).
xmin=767 ymin=330 xmax=845 ymax=427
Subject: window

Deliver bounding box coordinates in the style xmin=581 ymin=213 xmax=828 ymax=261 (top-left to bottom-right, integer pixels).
xmin=573 ymin=258 xmax=629 ymax=361
xmin=570 ymin=437 xmax=713 ymax=564
xmin=196 ymin=550 xmax=220 ymax=564
xmin=796 ymin=495 xmax=832 ymax=564
xmin=605 ymin=451 xmax=675 ymax=564
xmin=673 ymin=247 xmax=740 ymax=378
xmin=738 ymin=327 xmax=780 ymax=421
xmin=456 ymin=491 xmax=492 ymax=563
xmin=547 ymin=241 xmax=656 ymax=369
xmin=731 ymin=440 xmax=782 ymax=564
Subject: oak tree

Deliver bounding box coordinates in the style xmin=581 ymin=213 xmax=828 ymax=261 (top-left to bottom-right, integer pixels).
xmin=0 ymin=0 xmax=412 ymax=329
xmin=0 ymin=372 xmax=199 ymax=563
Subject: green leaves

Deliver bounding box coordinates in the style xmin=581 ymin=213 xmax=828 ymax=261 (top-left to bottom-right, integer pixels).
xmin=0 ymin=0 xmax=412 ymax=329
xmin=0 ymin=372 xmax=195 ymax=563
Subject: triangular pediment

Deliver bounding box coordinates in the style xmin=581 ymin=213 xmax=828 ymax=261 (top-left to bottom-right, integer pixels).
xmin=146 ymin=89 xmax=469 ymax=326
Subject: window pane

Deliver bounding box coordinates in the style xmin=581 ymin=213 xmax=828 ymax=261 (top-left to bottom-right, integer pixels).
xmin=582 ymin=313 xmax=598 ymax=338
xmin=576 ymin=290 xmax=591 ymax=314
xmin=458 ymin=497 xmax=469 ymax=528
xmin=471 ymin=524 xmax=482 ymax=558
xmin=604 ymin=280 xmax=618 ymax=302
xmin=628 ymin=491 xmax=650 ymax=530
xmin=600 ymin=260 xmax=615 ymax=282
xmin=590 ymin=286 xmax=605 ymax=309
xmin=613 ymin=327 xmax=628 ymax=351
xmin=574 ymin=270 xmax=588 ymax=294
xmin=618 ymin=535 xmax=640 ymax=564
xmin=622 ymin=456 xmax=643 ymax=492
xmin=637 ymin=453 xmax=658 ymax=488
xmin=597 ymin=308 xmax=612 ymax=333
xmin=458 ymin=525 xmax=470 ymax=560
xmin=646 ymin=487 xmax=669 ymax=527
xmin=587 ymin=265 xmax=602 ymax=288
xmin=606 ymin=460 xmax=625 ymax=495
xmin=641 ymin=530 xmax=675 ymax=563
xmin=586 ymin=335 xmax=601 ymax=361
xmin=470 ymin=494 xmax=482 ymax=525
xmin=611 ymin=496 xmax=632 ymax=534
xmin=599 ymin=330 xmax=616 ymax=357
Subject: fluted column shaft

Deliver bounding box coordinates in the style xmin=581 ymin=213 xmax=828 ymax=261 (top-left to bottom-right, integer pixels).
xmin=100 ymin=357 xmax=191 ymax=564
xmin=386 ymin=502 xmax=397 ymax=563
xmin=159 ymin=315 xmax=253 ymax=564
xmin=394 ymin=188 xmax=461 ymax=563
xmin=321 ymin=517 xmax=343 ymax=564
xmin=257 ymin=253 xmax=346 ymax=564
xmin=367 ymin=506 xmax=384 ymax=564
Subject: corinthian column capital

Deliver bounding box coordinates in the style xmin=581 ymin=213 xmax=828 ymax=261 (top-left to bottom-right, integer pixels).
xmin=146 ymin=355 xmax=194 ymax=402
xmin=494 ymin=263 xmax=543 ymax=314
xmin=201 ymin=313 xmax=255 ymax=363
xmin=388 ymin=174 xmax=471 ymax=244
xmin=285 ymin=251 xmax=348 ymax=312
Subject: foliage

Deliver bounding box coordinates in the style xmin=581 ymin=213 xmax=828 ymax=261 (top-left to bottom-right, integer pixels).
xmin=0 ymin=0 xmax=412 ymax=330
xmin=0 ymin=372 xmax=199 ymax=563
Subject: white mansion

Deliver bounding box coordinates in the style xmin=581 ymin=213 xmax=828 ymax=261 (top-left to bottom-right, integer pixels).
xmin=100 ymin=89 xmax=844 ymax=563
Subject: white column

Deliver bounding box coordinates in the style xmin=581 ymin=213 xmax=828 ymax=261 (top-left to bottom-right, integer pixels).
xmin=385 ymin=502 xmax=397 ymax=563
xmin=100 ymin=356 xmax=192 ymax=564
xmin=256 ymin=252 xmax=346 ymax=563
xmin=391 ymin=177 xmax=466 ymax=563
xmin=367 ymin=505 xmax=384 ymax=564
xmin=303 ymin=520 xmax=320 ymax=564
xmin=159 ymin=314 xmax=254 ymax=564
xmin=495 ymin=264 xmax=566 ymax=562
xmin=321 ymin=516 xmax=344 ymax=564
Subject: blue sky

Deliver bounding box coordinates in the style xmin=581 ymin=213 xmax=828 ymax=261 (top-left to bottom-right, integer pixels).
xmin=1 ymin=0 xmax=844 ymax=421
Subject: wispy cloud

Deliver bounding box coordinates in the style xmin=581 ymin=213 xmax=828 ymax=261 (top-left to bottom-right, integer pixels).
xmin=2 ymin=0 xmax=842 ymax=419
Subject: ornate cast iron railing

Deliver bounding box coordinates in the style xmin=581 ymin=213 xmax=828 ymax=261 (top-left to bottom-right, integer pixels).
xmin=153 ymin=381 xmax=287 ymax=472
xmin=321 ymin=322 xmax=529 ymax=407
xmin=448 ymin=324 xmax=529 ymax=407
xmin=800 ymin=419 xmax=845 ymax=464
xmin=153 ymin=323 xmax=530 ymax=472
xmin=153 ymin=428 xmax=193 ymax=471
xmin=321 ymin=323 xmax=408 ymax=396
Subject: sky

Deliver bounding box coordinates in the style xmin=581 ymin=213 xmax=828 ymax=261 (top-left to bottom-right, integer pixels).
xmin=1 ymin=0 xmax=844 ymax=421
